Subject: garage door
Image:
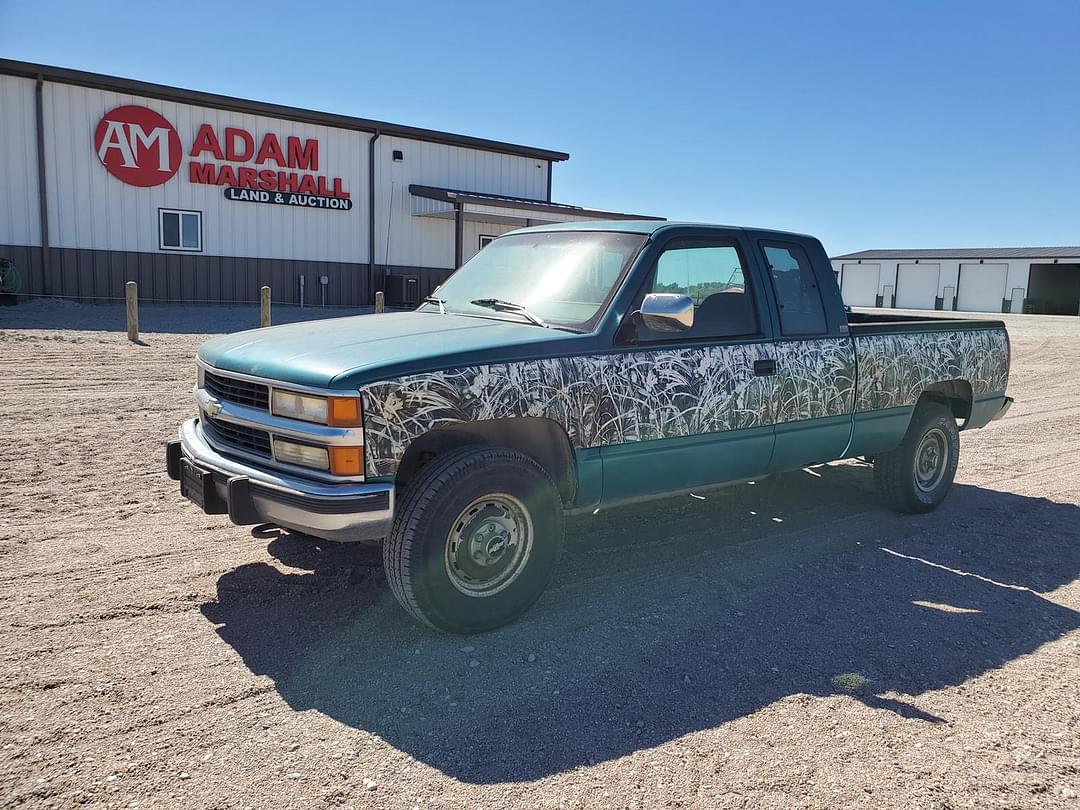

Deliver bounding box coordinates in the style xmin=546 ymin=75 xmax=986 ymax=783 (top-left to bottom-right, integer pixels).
xmin=895 ymin=263 xmax=939 ymax=310
xmin=957 ymin=263 xmax=1008 ymax=313
xmin=840 ymin=263 xmax=880 ymax=307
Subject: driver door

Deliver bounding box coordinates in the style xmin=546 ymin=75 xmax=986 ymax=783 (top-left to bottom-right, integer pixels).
xmin=598 ymin=236 xmax=778 ymax=505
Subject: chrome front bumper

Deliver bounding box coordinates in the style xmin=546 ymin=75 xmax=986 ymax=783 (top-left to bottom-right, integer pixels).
xmin=168 ymin=418 xmax=394 ymax=542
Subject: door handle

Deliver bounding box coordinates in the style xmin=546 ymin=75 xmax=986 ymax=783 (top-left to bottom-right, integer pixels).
xmin=754 ymin=358 xmax=777 ymax=376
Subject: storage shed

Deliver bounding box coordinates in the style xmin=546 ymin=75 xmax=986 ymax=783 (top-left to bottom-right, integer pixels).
xmin=831 ymin=248 xmax=1080 ymax=315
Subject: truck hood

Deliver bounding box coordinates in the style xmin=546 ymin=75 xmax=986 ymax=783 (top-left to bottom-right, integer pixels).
xmin=197 ymin=311 xmax=574 ymax=389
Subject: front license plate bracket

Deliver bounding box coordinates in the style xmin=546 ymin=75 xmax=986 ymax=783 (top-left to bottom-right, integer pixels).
xmin=180 ymin=458 xmax=228 ymax=515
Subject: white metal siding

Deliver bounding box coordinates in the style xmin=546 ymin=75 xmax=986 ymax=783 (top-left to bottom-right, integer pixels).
xmin=0 ymin=75 xmax=41 ymax=246
xmin=462 ymin=220 xmax=519 ymax=263
xmin=42 ymin=82 xmax=370 ymax=263
xmin=957 ymin=263 xmax=1008 ymax=312
xmin=895 ymin=263 xmax=939 ymax=309
xmin=375 ymin=135 xmax=548 ymax=269
xmin=840 ymin=263 xmax=880 ymax=307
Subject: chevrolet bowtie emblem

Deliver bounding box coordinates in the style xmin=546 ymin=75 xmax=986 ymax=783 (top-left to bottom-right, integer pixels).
xmin=196 ymin=387 xmax=224 ymax=417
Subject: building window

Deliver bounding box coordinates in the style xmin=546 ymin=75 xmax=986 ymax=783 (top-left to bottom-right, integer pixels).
xmin=159 ymin=209 xmax=202 ymax=252
xmin=479 ymin=234 xmax=497 ymax=251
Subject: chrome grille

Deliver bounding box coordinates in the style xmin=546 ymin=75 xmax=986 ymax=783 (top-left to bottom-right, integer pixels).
xmin=203 ymin=370 xmax=269 ymax=410
xmin=204 ymin=416 xmax=272 ymax=457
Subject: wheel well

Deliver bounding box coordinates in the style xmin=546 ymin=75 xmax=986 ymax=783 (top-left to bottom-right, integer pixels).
xmin=394 ymin=417 xmax=578 ymax=506
xmin=919 ymin=380 xmax=973 ymax=425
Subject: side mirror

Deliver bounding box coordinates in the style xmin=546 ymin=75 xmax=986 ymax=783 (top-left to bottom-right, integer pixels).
xmin=639 ymin=293 xmax=694 ymax=332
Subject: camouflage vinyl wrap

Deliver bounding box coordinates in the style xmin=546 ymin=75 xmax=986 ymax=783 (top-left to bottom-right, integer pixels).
xmin=361 ymin=329 xmax=1007 ymax=477
xmin=852 ymin=328 xmax=1009 ymax=412
xmin=361 ymin=338 xmax=855 ymax=477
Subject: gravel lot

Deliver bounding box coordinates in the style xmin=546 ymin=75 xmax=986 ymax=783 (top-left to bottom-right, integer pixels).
xmin=1 ymin=301 xmax=1078 ymax=809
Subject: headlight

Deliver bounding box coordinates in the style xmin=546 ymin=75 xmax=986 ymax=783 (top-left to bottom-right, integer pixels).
xmin=273 ymin=438 xmax=329 ymax=470
xmin=272 ymin=438 xmax=363 ymax=475
xmin=272 ymin=390 xmax=328 ymax=423
xmin=271 ymin=390 xmax=362 ymax=427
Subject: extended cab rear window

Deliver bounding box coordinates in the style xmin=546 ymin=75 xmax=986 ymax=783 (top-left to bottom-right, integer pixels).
xmin=761 ymin=241 xmax=828 ymax=335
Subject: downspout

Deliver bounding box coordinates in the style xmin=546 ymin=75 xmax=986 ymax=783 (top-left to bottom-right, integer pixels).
xmin=34 ymin=76 xmax=51 ymax=295
xmin=367 ymin=130 xmax=380 ymax=303
xmin=454 ymin=200 xmax=464 ymax=269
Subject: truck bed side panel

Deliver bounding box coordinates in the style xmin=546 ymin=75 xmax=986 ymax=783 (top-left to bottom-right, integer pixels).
xmin=846 ymin=325 xmax=1010 ymax=455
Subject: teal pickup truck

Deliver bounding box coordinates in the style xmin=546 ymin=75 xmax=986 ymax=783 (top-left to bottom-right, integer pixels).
xmin=167 ymin=221 xmax=1012 ymax=632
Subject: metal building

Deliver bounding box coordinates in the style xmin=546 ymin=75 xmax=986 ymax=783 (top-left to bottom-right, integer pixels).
xmin=831 ymin=248 xmax=1080 ymax=316
xmin=0 ymin=60 xmax=658 ymax=307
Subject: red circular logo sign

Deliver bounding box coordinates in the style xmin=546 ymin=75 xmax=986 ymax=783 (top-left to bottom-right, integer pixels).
xmin=94 ymin=105 xmax=182 ymax=187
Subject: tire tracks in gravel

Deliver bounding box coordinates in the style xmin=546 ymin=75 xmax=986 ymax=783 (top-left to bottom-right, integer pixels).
xmin=2 ymin=315 xmax=1079 ymax=810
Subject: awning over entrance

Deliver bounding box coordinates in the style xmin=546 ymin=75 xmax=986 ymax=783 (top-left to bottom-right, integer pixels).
xmin=409 ymin=184 xmax=662 ymax=266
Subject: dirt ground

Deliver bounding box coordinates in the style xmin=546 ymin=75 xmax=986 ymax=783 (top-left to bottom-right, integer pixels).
xmin=1 ymin=301 xmax=1078 ymax=809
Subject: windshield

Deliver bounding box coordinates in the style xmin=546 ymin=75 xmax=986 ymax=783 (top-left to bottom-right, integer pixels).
xmin=419 ymin=230 xmax=647 ymax=330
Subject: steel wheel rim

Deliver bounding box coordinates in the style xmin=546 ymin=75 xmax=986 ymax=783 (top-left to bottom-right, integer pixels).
xmin=914 ymin=427 xmax=949 ymax=492
xmin=445 ymin=493 xmax=533 ymax=597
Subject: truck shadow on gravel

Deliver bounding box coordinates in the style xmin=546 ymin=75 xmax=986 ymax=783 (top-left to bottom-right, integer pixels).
xmin=201 ymin=463 xmax=1080 ymax=784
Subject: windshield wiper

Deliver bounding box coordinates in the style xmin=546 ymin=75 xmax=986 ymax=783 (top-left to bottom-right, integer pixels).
xmin=423 ymin=295 xmax=447 ymax=314
xmin=469 ymin=298 xmax=547 ymax=328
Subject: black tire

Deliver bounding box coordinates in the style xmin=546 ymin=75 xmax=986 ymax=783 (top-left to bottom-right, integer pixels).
xmin=383 ymin=445 xmax=564 ymax=633
xmin=874 ymin=401 xmax=960 ymax=514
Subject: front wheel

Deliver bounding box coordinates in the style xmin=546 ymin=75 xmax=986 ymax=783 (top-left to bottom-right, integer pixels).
xmin=873 ymin=401 xmax=960 ymax=513
xmin=383 ymin=446 xmax=564 ymax=633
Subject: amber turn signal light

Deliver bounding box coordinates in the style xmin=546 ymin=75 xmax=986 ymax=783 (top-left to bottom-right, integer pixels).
xmin=329 ymin=446 xmax=363 ymax=476
xmin=327 ymin=396 xmax=362 ymax=427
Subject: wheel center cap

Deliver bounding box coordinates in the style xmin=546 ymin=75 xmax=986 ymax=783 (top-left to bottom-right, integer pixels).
xmin=468 ymin=521 xmax=511 ymax=566
xmin=445 ymin=494 xmax=533 ymax=597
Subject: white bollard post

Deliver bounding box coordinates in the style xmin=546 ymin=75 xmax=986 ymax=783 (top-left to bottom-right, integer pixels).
xmin=375 ymin=290 xmax=385 ymax=314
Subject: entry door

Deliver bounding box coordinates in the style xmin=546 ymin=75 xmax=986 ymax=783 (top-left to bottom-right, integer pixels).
xmin=599 ymin=238 xmax=776 ymax=504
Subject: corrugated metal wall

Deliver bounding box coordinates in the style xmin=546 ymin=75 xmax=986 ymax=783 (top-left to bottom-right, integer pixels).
xmin=35 ymin=247 xmax=371 ymax=305
xmin=1 ymin=241 xmax=454 ymax=306
xmin=462 ymin=220 xmax=518 ymax=263
xmin=373 ymin=134 xmax=548 ymax=269
xmin=0 ymin=76 xmax=41 ymax=249
xmin=0 ymin=245 xmax=43 ymax=296
xmin=3 ymin=74 xmax=565 ymax=305
xmin=43 ymin=83 xmax=370 ymax=263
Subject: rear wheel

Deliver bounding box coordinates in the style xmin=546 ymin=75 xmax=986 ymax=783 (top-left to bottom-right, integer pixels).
xmin=874 ymin=401 xmax=960 ymax=513
xmin=384 ymin=446 xmax=564 ymax=633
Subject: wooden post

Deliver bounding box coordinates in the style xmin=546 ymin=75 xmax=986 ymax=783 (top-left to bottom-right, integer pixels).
xmin=375 ymin=290 xmax=385 ymax=314
xmin=125 ymin=281 xmax=138 ymax=342
xmin=260 ymin=286 xmax=272 ymax=327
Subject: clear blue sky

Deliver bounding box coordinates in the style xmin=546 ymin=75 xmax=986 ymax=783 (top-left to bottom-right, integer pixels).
xmin=2 ymin=0 xmax=1077 ymax=254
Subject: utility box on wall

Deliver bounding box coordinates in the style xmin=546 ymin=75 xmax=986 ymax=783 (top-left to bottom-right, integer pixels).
xmin=384 ymin=275 xmax=420 ymax=307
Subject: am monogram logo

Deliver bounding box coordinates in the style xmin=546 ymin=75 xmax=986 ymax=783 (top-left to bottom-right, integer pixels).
xmin=94 ymin=105 xmax=182 ymax=187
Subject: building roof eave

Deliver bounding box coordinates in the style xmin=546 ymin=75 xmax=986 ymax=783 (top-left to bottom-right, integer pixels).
xmin=0 ymin=58 xmax=570 ymax=163
xmin=832 ymin=247 xmax=1080 ymax=261
xmin=408 ymin=184 xmax=663 ymax=222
